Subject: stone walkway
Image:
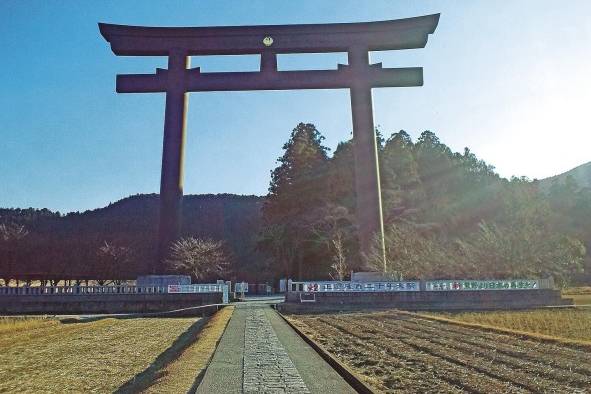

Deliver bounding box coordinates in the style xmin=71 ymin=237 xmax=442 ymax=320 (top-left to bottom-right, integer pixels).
xmin=196 ymin=301 xmax=356 ymax=393
xmin=243 ymin=308 xmax=309 ymax=393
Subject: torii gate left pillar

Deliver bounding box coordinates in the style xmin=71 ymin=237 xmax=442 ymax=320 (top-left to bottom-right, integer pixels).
xmin=99 ymin=15 xmax=439 ymax=274
xmin=158 ymin=50 xmax=190 ymax=266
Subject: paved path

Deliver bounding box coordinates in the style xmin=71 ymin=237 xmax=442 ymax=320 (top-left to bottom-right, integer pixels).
xmin=196 ymin=302 xmax=356 ymax=393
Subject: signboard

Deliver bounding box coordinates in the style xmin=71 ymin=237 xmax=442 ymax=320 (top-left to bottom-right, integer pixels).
xmin=299 ymin=281 xmax=420 ymax=292
xmin=167 ymin=284 xmax=223 ymax=293
xmin=300 ymin=292 xmax=316 ymax=302
xmin=234 ymin=282 xmax=249 ymax=293
xmin=425 ymin=279 xmax=540 ymax=291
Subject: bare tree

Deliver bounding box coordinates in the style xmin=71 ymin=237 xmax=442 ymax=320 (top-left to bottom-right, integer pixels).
xmin=0 ymin=223 xmax=29 ymax=242
xmin=329 ymin=231 xmax=348 ymax=281
xmin=166 ymin=237 xmax=229 ymax=281
xmin=97 ymin=241 xmax=133 ymax=285
xmin=0 ymin=223 xmax=29 ymax=286
xmin=309 ymin=204 xmax=354 ymax=279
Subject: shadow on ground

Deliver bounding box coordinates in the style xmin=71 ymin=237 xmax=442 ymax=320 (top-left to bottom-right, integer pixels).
xmin=114 ymin=317 xmax=209 ymax=393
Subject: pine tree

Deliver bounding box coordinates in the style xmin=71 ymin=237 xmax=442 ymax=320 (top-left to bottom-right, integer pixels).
xmin=327 ymin=139 xmax=355 ymax=210
xmin=265 ymin=123 xmax=329 ymax=221
xmin=261 ymin=123 xmax=331 ymax=279
xmin=381 ymin=130 xmax=424 ymax=216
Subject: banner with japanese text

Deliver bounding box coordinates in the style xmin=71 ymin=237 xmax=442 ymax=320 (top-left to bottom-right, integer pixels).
xmin=298 ymin=281 xmax=420 ymax=292
xmin=425 ymin=279 xmax=540 ymax=291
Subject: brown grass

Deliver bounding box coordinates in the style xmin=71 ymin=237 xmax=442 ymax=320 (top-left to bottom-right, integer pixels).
xmin=0 ymin=317 xmax=58 ymax=335
xmin=562 ymin=287 xmax=591 ymax=305
xmin=562 ymin=286 xmax=591 ymax=295
xmin=569 ymin=294 xmax=591 ymax=305
xmin=425 ymin=308 xmax=591 ymax=342
xmin=141 ymin=306 xmax=234 ymax=393
xmin=0 ymin=316 xmax=200 ymax=393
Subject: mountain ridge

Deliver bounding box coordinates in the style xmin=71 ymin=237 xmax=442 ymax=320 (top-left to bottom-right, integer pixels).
xmin=0 ymin=193 xmax=265 ymax=281
xmin=539 ymin=161 xmax=591 ymax=190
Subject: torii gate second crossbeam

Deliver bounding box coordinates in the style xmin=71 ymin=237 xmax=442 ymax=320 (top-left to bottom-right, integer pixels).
xmin=99 ymin=14 xmax=440 ymax=274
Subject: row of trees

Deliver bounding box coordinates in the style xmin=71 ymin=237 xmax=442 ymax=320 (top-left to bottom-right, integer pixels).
xmin=0 ymin=227 xmax=230 ymax=286
xmin=1 ymin=123 xmax=588 ymax=286
xmin=0 ymin=194 xmax=258 ymax=284
xmin=258 ymin=123 xmax=588 ymax=286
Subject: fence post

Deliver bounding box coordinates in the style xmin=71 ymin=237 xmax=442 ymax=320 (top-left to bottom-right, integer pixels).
xmin=223 ymin=284 xmax=229 ymax=304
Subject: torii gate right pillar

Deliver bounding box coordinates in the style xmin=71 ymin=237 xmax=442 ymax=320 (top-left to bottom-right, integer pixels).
xmin=156 ymin=50 xmax=190 ymax=273
xmin=349 ymin=48 xmax=387 ymax=270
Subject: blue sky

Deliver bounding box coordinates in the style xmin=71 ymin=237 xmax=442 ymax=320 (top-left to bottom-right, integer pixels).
xmin=1 ymin=1 xmax=590 ymax=213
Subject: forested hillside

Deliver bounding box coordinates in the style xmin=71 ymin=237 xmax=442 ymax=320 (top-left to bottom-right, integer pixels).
xmin=539 ymin=161 xmax=591 ymax=191
xmin=259 ymin=123 xmax=590 ymax=286
xmin=1 ymin=123 xmax=589 ymax=286
xmin=0 ymin=194 xmax=262 ymax=282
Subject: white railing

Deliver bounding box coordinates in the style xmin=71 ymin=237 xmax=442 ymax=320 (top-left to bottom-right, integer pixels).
xmin=167 ymin=284 xmax=225 ymax=293
xmin=0 ymin=284 xmax=225 ymax=296
xmin=168 ymin=284 xmax=229 ymax=304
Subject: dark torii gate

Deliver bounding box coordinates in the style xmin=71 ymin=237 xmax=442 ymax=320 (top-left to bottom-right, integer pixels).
xmin=99 ymin=14 xmax=439 ymax=274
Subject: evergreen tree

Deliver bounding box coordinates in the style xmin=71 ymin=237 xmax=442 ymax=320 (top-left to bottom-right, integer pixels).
xmin=414 ymin=130 xmax=456 ymax=211
xmin=381 ymin=130 xmax=424 ymax=217
xmin=261 ymin=123 xmax=331 ymax=279
xmin=265 ymin=123 xmax=329 ymax=221
xmin=327 ymin=140 xmax=355 ymax=210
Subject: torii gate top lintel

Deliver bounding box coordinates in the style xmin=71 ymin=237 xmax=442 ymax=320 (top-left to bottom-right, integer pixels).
xmin=99 ymin=14 xmax=439 ymax=56
xmin=99 ymin=15 xmax=439 ymax=94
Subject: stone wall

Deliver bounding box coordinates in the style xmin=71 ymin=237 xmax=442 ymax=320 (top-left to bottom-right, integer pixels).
xmin=281 ymin=289 xmax=571 ymax=313
xmin=0 ymin=292 xmax=223 ymax=315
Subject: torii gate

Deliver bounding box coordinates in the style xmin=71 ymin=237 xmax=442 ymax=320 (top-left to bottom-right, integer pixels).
xmin=99 ymin=14 xmax=439 ymax=274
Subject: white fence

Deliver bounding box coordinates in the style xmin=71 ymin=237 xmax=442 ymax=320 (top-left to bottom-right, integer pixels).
xmin=167 ymin=284 xmax=226 ymax=293
xmin=0 ymin=283 xmax=229 ymax=301
xmin=0 ymin=285 xmax=168 ymax=296
xmin=168 ymin=284 xmax=229 ymax=304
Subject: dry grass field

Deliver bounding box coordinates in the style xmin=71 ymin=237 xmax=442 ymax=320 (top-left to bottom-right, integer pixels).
xmin=287 ymin=310 xmax=591 ymax=393
xmin=0 ymin=316 xmax=202 ymax=393
xmin=429 ymin=309 xmax=591 ymax=342
xmin=0 ymin=317 xmax=56 ymax=335
xmin=563 ymin=286 xmax=591 ymax=305
xmin=570 ymin=294 xmax=591 ymax=305
xmin=141 ymin=306 xmax=234 ymax=393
